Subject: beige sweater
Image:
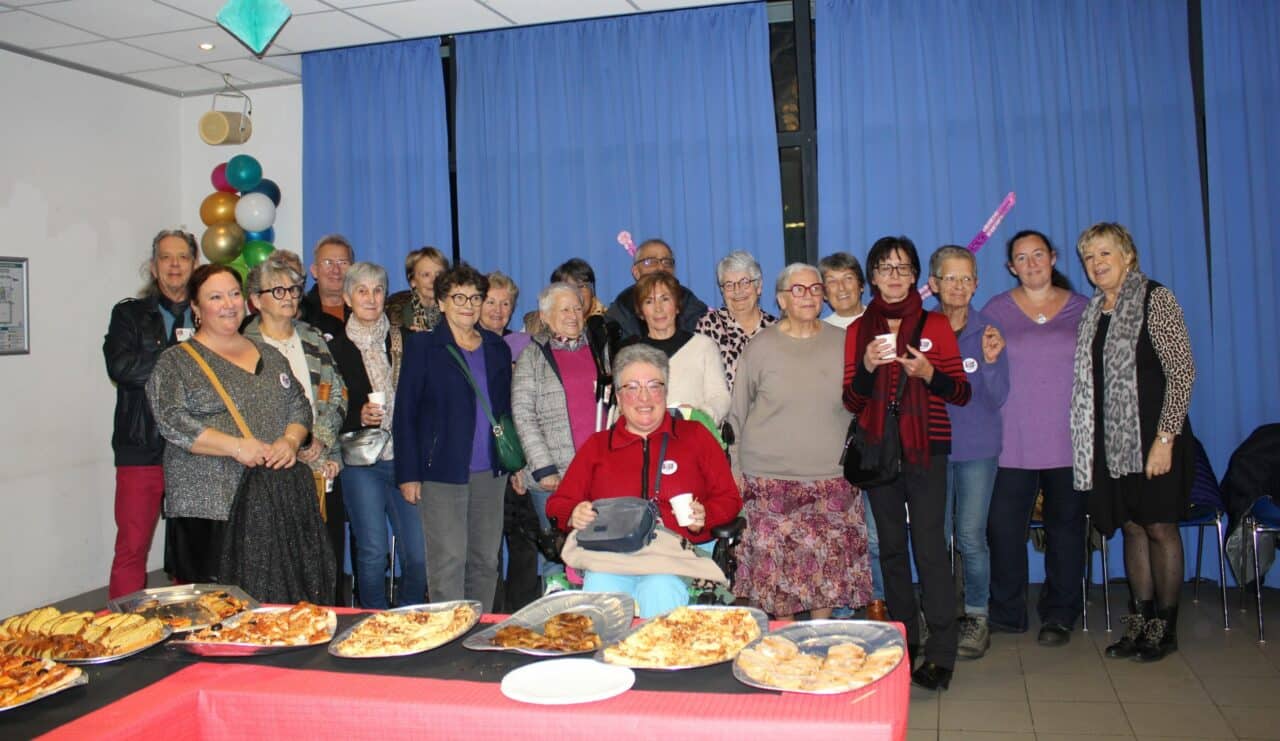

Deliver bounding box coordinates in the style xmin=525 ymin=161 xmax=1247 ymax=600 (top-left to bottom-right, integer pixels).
xmin=728 ymin=323 xmax=851 ymax=481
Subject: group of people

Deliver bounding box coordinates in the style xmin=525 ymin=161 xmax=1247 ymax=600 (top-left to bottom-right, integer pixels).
xmin=103 ymin=221 xmax=1195 ymax=691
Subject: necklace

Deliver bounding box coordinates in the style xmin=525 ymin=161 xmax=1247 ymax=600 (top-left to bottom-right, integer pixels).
xmin=1035 ymin=313 xmax=1047 ymax=325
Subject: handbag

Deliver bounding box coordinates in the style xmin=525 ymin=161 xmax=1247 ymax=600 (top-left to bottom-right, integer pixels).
xmin=445 ymin=345 xmax=526 ymax=472
xmin=338 ymin=427 xmax=390 ymax=467
xmin=577 ymin=435 xmax=668 ymax=553
xmin=840 ymin=317 xmax=926 ymax=488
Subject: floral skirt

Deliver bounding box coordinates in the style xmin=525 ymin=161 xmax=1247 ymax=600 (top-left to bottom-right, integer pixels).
xmin=732 ymin=475 xmax=871 ymax=615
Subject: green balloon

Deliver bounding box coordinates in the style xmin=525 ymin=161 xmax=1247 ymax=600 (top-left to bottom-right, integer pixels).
xmin=228 ymin=255 xmax=250 ymax=285
xmin=241 ymin=240 xmax=275 ymax=268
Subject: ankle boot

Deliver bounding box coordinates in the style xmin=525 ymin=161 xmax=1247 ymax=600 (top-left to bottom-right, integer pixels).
xmin=1134 ymin=604 xmax=1178 ymax=662
xmin=1105 ymin=600 xmax=1154 ymax=659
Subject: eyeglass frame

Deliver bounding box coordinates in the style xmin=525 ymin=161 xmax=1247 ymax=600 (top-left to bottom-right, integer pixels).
xmin=446 ymin=292 xmax=485 ymax=307
xmin=317 ymin=258 xmax=352 ymax=269
xmin=617 ymin=380 xmax=667 ymax=398
xmin=936 ymin=274 xmax=975 ymax=286
xmin=255 ymin=284 xmax=304 ymax=300
xmin=635 ymin=257 xmax=676 ymax=269
xmin=784 ymin=282 xmax=825 ymax=298
xmin=873 ymin=263 xmax=915 ymax=278
xmin=720 ymin=277 xmax=760 ymax=293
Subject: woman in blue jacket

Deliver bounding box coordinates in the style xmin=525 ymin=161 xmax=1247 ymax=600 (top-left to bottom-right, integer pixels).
xmin=394 ymin=263 xmax=514 ymax=612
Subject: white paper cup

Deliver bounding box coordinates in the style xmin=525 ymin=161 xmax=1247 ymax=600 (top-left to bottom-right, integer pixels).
xmin=367 ymin=391 xmax=386 ymax=406
xmin=875 ymin=332 xmax=898 ymax=359
xmin=669 ymin=493 xmax=696 ymax=527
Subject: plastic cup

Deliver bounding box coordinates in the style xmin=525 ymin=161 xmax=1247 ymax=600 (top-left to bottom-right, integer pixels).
xmin=875 ymin=332 xmax=898 ymax=359
xmin=367 ymin=391 xmax=386 ymax=406
xmin=669 ymin=493 xmax=695 ymax=527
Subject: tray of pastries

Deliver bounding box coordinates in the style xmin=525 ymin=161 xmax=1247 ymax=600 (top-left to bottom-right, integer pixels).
xmin=0 ymin=606 xmax=170 ymax=665
xmin=597 ymin=605 xmax=767 ymax=670
xmin=465 ymin=592 xmax=634 ymax=657
xmin=329 ymin=601 xmax=481 ymax=659
xmin=733 ymin=620 xmax=906 ymax=694
xmin=107 ymin=584 xmax=257 ymax=633
xmin=169 ymin=603 xmax=336 ymax=657
xmin=0 ymin=655 xmax=87 ymax=712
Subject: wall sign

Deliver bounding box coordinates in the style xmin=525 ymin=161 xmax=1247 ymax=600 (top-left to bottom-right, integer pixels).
xmin=0 ymin=257 xmax=30 ymax=355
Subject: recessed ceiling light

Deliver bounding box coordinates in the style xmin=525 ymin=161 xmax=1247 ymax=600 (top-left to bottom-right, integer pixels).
xmin=198 ymin=42 xmax=215 ymax=51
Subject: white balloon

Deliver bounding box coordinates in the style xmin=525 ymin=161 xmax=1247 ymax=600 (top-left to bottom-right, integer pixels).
xmin=235 ymin=192 xmax=276 ymax=233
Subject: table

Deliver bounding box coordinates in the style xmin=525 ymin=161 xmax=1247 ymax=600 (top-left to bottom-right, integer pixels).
xmin=13 ymin=611 xmax=910 ymax=740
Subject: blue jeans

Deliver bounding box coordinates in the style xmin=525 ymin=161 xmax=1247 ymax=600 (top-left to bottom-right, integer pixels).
xmin=582 ymin=571 xmax=689 ymax=618
xmin=864 ymin=491 xmax=885 ymax=601
xmin=945 ymin=457 xmax=998 ymax=616
xmin=340 ymin=459 xmax=427 ymax=609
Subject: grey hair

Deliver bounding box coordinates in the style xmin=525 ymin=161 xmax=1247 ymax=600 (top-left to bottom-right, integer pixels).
xmin=343 ymin=261 xmax=388 ymax=296
xmin=774 ymin=262 xmax=821 ymax=293
xmin=245 ymin=252 xmax=305 ymax=297
xmin=152 ymin=229 xmax=198 ymax=261
xmin=716 ymin=250 xmax=763 ymax=284
xmin=313 ymin=233 xmax=354 ymax=261
xmin=612 ymin=344 xmax=670 ymax=391
xmin=928 ymin=245 xmax=976 ymax=279
xmin=538 ymin=281 xmax=580 ymax=315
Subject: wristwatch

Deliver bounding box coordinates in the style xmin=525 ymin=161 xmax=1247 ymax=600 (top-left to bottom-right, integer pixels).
xmin=1158 ymin=433 xmax=1172 ymax=445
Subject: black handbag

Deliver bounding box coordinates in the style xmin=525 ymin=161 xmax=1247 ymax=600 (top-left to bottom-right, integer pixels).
xmin=840 ymin=318 xmax=925 ymax=488
xmin=577 ymin=435 xmax=668 ymax=553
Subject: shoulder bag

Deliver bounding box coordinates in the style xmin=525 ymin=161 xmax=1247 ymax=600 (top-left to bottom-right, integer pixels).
xmin=446 ymin=345 xmax=526 ymax=472
xmin=839 ymin=316 xmax=926 ymax=488
xmin=576 ymin=434 xmax=668 ymax=553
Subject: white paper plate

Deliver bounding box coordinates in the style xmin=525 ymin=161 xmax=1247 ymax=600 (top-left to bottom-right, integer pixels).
xmin=500 ymin=658 xmax=635 ymax=705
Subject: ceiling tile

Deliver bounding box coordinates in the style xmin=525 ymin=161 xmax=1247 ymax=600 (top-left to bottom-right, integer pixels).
xmin=273 ymin=9 xmax=395 ymax=51
xmin=323 ymin=0 xmax=413 ymax=7
xmin=127 ymin=63 xmax=226 ymax=92
xmin=257 ymin=53 xmax=301 ymax=75
xmin=204 ymin=56 xmax=298 ymax=84
xmin=348 ymin=0 xmax=511 ymax=38
xmin=29 ymin=0 xmax=208 ymax=38
xmin=154 ymin=0 xmax=330 ymax=23
xmin=44 ymin=39 xmax=181 ymax=73
xmin=631 ymin=0 xmax=739 ymax=9
xmin=0 ymin=9 xmax=100 ymax=48
xmin=482 ymin=0 xmax=633 ymax=26
xmin=121 ymin=25 xmax=262 ymax=64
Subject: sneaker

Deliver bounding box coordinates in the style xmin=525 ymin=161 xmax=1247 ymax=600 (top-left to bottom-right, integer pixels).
xmin=956 ymin=615 xmax=990 ymax=660
xmin=831 ymin=606 xmax=856 ymax=619
xmin=542 ymin=573 xmax=573 ymax=596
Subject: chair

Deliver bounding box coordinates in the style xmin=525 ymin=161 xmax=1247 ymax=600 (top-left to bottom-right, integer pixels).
xmin=1029 ymin=509 xmax=1111 ymax=632
xmin=1241 ymin=495 xmax=1280 ymax=641
xmin=1181 ymin=504 xmax=1230 ymax=629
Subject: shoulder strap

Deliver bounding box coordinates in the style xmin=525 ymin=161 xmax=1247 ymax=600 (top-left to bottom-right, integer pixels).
xmin=651 ymin=432 xmax=671 ymax=499
xmin=181 ymin=342 xmax=253 ymax=439
xmin=446 ymin=344 xmax=499 ymax=428
xmin=889 ymin=314 xmax=930 ymax=408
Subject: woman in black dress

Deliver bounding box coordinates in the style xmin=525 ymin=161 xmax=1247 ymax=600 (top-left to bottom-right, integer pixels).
xmin=1069 ymin=223 xmax=1196 ymax=662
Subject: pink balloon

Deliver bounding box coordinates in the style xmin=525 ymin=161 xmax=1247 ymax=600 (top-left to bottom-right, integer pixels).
xmin=211 ymin=162 xmax=235 ymax=193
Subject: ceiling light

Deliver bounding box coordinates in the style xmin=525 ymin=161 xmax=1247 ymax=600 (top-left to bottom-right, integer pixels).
xmin=199 ymin=42 xmax=216 ymax=51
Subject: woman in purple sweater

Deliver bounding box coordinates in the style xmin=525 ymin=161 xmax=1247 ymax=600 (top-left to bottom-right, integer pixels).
xmin=928 ymin=246 xmax=1009 ymax=660
xmin=980 ymin=230 xmax=1088 ymax=646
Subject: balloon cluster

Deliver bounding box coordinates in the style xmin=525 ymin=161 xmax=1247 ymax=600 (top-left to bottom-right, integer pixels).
xmin=199 ymin=154 xmax=282 ymax=284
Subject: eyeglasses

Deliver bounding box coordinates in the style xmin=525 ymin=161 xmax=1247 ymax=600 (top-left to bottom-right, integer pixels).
xmin=448 ymin=293 xmax=485 ymax=307
xmin=720 ymin=278 xmax=759 ymax=293
xmin=318 ymin=258 xmax=351 ymax=269
xmin=257 ymin=284 xmax=304 ymax=300
xmin=874 ymin=264 xmax=914 ymax=277
xmin=635 ymin=257 xmax=675 ymax=269
xmin=786 ymin=283 xmax=825 ymax=298
xmin=618 ymin=380 xmax=666 ymax=398
xmin=938 ymin=275 xmax=975 ymax=286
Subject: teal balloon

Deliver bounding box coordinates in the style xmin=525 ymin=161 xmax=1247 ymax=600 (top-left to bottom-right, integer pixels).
xmin=245 ymin=227 xmax=275 ymax=243
xmin=242 ymin=239 xmax=275 ymax=268
xmin=226 ymin=154 xmax=263 ymax=192
xmin=247 ymin=178 xmax=281 ymax=206
xmin=228 ymin=256 xmax=250 ymax=285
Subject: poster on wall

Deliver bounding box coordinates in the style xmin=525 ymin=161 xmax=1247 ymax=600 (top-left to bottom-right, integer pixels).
xmin=0 ymin=257 xmax=29 ymax=355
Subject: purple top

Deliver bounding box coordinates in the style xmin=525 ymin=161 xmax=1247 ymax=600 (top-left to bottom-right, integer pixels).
xmin=979 ymin=290 xmax=1087 ymax=470
xmin=462 ymin=346 xmax=493 ymax=473
xmin=940 ymin=306 xmax=1010 ymax=462
xmin=504 ymin=331 xmax=532 ymax=362
xmin=552 ymin=345 xmax=598 ymax=450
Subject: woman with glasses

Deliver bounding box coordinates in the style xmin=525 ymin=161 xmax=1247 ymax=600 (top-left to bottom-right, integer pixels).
xmin=326 ymin=262 xmax=427 ymax=609
xmin=728 ymin=263 xmax=871 ymax=621
xmin=695 ymin=250 xmax=777 ymax=391
xmin=243 ymin=254 xmax=349 ymax=600
xmin=980 ymin=230 xmax=1089 ymax=647
xmin=844 ymin=237 xmax=971 ymax=690
xmin=546 ymin=344 xmax=741 ymax=617
xmin=394 ymin=263 xmax=515 ymax=612
xmin=926 ymin=245 xmax=1009 ymax=660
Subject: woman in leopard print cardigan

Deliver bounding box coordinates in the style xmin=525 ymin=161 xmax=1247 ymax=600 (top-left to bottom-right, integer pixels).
xmin=1070 ymin=222 xmax=1196 ymax=663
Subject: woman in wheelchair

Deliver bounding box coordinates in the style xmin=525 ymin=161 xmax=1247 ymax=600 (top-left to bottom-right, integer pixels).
xmin=546 ymin=344 xmax=742 ymax=618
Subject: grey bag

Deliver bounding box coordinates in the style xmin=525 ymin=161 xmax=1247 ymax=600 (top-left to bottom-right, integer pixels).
xmin=338 ymin=427 xmax=390 ymax=467
xmin=576 ymin=434 xmax=668 ymax=554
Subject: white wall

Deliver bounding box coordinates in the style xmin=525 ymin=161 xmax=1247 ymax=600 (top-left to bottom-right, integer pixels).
xmin=0 ymin=50 xmax=181 ymax=616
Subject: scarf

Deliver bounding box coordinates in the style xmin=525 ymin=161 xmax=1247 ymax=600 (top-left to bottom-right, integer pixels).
xmin=1070 ymin=269 xmax=1147 ymax=490
xmin=346 ymin=314 xmax=398 ymax=459
xmin=410 ymin=293 xmax=441 ymax=333
xmin=853 ymin=289 xmax=931 ymax=469
xmin=548 ymin=333 xmax=588 ymax=351
xmin=157 ymin=294 xmax=192 ymax=345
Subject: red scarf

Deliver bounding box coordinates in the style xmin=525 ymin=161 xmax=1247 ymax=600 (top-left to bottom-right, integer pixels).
xmin=853 ymin=289 xmax=932 ymax=469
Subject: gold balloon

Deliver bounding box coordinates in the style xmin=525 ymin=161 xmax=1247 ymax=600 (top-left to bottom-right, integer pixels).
xmin=201 ymin=223 xmax=246 ymax=265
xmin=199 ymin=191 xmax=240 ymax=226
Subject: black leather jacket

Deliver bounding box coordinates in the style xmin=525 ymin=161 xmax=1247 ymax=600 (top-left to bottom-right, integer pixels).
xmin=103 ymin=296 xmax=170 ymax=466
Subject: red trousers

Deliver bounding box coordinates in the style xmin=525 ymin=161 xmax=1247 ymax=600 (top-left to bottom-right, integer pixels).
xmin=109 ymin=465 xmax=165 ymax=599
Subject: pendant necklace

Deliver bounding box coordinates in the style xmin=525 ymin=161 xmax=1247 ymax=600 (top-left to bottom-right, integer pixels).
xmin=1035 ymin=313 xmax=1047 ymax=325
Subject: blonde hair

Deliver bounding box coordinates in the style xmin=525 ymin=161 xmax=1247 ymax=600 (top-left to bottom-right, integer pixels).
xmin=1076 ymin=222 xmax=1139 ymax=271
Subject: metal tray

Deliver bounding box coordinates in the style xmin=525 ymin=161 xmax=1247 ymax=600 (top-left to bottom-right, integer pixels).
xmin=732 ymin=619 xmax=907 ymax=695
xmin=463 ymin=592 xmax=634 ymax=657
xmin=168 ymin=606 xmax=337 ymax=657
xmin=329 ymin=600 xmax=482 ymax=659
xmin=0 ymin=665 xmax=87 ymax=713
xmin=59 ymin=625 xmax=173 ymax=665
xmin=106 ymin=584 xmax=259 ymax=633
xmin=595 ymin=604 xmax=769 ymax=671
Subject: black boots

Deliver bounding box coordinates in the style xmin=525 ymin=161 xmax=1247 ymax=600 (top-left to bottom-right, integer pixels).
xmin=1105 ymin=600 xmax=1154 ymax=659
xmin=1134 ymin=605 xmax=1178 ymax=662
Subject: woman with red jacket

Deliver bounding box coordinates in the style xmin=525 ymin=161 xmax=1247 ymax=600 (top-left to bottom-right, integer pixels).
xmin=546 ymin=344 xmax=742 ymax=617
xmin=844 ymin=236 xmax=971 ymax=691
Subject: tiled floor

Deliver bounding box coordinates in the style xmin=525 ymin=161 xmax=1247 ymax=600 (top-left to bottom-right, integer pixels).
xmin=907 ymin=584 xmax=1280 ymax=740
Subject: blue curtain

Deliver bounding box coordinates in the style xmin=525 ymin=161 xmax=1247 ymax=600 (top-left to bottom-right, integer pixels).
xmin=454 ymin=4 xmax=783 ymax=319
xmin=1202 ymin=0 xmax=1280 ymax=474
xmin=301 ymin=39 xmax=452 ymax=292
